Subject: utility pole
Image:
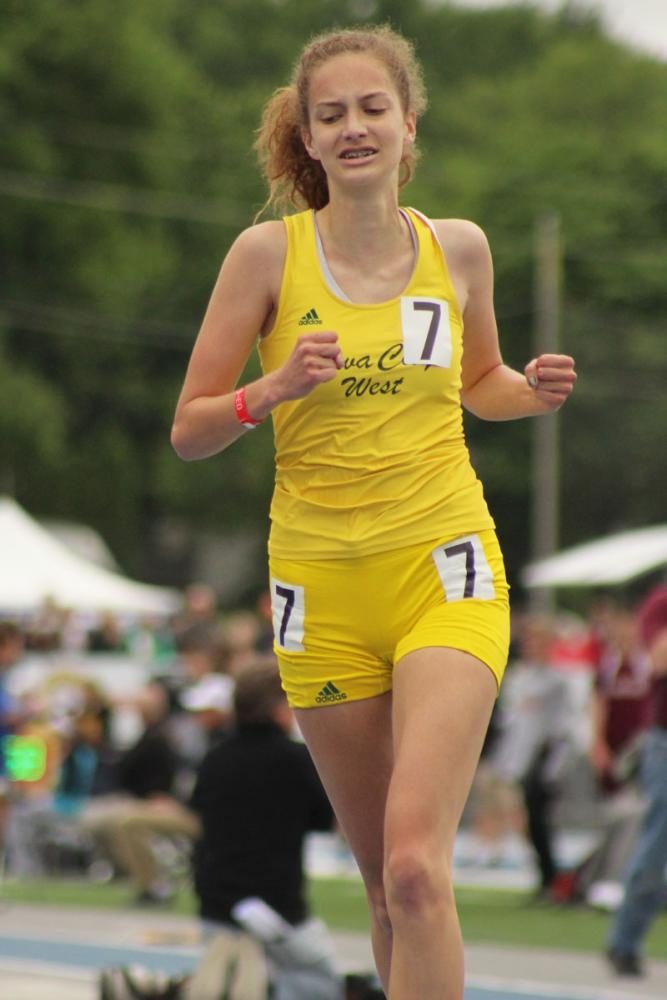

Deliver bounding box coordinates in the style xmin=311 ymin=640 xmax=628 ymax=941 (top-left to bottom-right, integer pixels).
xmin=531 ymin=211 xmax=561 ymax=613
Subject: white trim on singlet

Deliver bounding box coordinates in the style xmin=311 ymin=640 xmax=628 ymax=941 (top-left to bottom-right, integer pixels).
xmin=407 ymin=207 xmax=444 ymax=250
xmin=313 ymin=215 xmax=349 ymax=301
xmin=313 ymin=208 xmax=418 ymax=302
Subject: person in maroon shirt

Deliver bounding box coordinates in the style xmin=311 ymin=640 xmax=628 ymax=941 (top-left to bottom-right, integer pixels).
xmin=561 ymin=607 xmax=654 ymax=906
xmin=606 ymin=584 xmax=667 ymax=977
xmin=590 ymin=606 xmax=653 ymax=795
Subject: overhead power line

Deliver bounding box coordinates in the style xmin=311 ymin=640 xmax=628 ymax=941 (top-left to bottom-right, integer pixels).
xmin=2 ymin=300 xmax=195 ymax=352
xmin=10 ymin=118 xmax=226 ymax=160
xmin=0 ymin=168 xmax=252 ymax=226
xmin=1 ymin=166 xmax=665 ymax=251
xmin=2 ymin=300 xmax=666 ymax=397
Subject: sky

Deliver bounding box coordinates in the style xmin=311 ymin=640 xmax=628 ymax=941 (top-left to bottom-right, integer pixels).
xmin=453 ymin=0 xmax=667 ymax=60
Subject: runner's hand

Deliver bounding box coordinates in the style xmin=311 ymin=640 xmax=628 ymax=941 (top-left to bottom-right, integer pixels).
xmin=271 ymin=332 xmax=344 ymax=401
xmin=524 ymin=353 xmax=576 ymax=410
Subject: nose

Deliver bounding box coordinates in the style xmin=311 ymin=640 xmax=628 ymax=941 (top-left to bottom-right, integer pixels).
xmin=342 ymin=111 xmax=368 ymax=140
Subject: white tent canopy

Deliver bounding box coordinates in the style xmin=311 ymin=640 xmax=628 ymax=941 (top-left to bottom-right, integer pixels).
xmin=0 ymin=495 xmax=181 ymax=616
xmin=521 ymin=524 xmax=667 ymax=588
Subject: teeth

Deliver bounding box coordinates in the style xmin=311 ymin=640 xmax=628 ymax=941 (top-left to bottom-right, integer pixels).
xmin=342 ymin=150 xmax=374 ymax=159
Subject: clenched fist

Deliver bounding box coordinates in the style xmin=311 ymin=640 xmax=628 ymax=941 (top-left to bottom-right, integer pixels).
xmin=524 ymin=353 xmax=577 ymax=411
xmin=271 ymin=331 xmax=344 ymax=402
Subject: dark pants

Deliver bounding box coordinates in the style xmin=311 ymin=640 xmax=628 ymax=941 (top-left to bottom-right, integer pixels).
xmin=522 ymin=750 xmax=558 ymax=891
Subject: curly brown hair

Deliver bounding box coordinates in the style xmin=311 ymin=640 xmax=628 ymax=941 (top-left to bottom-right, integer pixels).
xmin=254 ymin=25 xmax=428 ymax=216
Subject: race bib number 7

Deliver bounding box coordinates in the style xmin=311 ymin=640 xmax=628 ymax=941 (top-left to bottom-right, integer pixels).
xmin=270 ymin=577 xmax=305 ymax=651
xmin=432 ymin=534 xmax=496 ymax=601
xmin=400 ymin=296 xmax=452 ymax=368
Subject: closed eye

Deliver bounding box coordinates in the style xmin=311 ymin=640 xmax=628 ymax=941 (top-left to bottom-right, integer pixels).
xmin=317 ymin=107 xmax=387 ymax=123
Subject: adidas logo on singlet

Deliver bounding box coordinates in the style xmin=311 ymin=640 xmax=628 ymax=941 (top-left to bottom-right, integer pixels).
xmin=315 ymin=681 xmax=347 ymax=704
xmin=298 ymin=308 xmax=322 ymax=326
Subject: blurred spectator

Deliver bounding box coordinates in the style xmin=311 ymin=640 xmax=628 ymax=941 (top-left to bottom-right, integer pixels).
xmin=165 ymin=625 xmax=234 ymax=785
xmin=186 ymin=660 xmax=340 ymax=1000
xmin=125 ymin=614 xmax=176 ymax=667
xmin=58 ymin=607 xmax=91 ymax=652
xmin=0 ymin=621 xmax=25 ymax=849
xmin=585 ymin=594 xmax=622 ymax=661
xmin=79 ymin=681 xmax=200 ymax=905
xmin=589 ymin=605 xmax=653 ymax=795
xmin=5 ymin=705 xmax=116 ymax=877
xmin=54 ymin=708 xmax=118 ymax=813
xmin=40 ymin=671 xmax=111 ymax=739
xmin=176 ymin=624 xmax=231 ymax=686
xmin=562 ymin=603 xmax=653 ymax=907
xmin=181 ymin=673 xmax=234 ymax=751
xmin=171 ymin=582 xmax=219 ymax=646
xmin=221 ymin=610 xmax=263 ymax=676
xmin=87 ymin=611 xmax=124 ymax=652
xmin=465 ymin=758 xmax=525 ymax=869
xmin=254 ymin=588 xmax=275 ymax=654
xmin=25 ymin=596 xmax=67 ymax=651
xmin=606 ymin=583 xmax=667 ymax=977
xmin=22 ymin=599 xmax=95 ymax=653
xmin=491 ymin=615 xmax=574 ymax=899
xmin=462 ymin=679 xmax=525 ymax=868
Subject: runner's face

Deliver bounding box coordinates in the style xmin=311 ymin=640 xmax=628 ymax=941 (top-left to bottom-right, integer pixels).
xmin=302 ymin=53 xmax=415 ymax=188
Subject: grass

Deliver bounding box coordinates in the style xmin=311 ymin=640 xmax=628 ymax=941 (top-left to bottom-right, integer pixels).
xmin=2 ymin=875 xmax=666 ymax=960
xmin=310 ymin=878 xmax=667 ymax=958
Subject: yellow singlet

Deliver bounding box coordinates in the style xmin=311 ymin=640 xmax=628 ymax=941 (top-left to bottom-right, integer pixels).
xmin=258 ymin=207 xmax=495 ymax=561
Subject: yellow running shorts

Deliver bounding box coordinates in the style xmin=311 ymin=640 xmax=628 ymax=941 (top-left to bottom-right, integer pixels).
xmin=268 ymin=529 xmax=510 ymax=709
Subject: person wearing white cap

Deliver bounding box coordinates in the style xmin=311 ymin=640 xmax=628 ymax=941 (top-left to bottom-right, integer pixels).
xmin=181 ymin=672 xmax=235 ymax=741
xmin=185 ymin=660 xmax=341 ymax=1000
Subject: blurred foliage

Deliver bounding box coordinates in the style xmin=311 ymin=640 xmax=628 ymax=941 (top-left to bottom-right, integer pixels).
xmin=2 ymin=0 xmax=666 ymax=596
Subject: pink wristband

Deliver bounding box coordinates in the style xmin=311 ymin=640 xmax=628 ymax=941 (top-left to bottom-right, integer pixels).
xmin=234 ymin=387 xmax=263 ymax=430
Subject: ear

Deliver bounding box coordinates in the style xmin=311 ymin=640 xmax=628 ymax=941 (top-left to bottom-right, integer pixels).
xmin=404 ymin=110 xmax=417 ymax=145
xmin=301 ymin=127 xmax=320 ymax=161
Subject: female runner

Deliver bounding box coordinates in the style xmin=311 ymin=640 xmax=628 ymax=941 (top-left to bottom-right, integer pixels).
xmin=172 ymin=25 xmax=576 ymax=999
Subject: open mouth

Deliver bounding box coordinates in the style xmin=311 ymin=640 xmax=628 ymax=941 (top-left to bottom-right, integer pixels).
xmin=339 ymin=148 xmax=377 ymax=161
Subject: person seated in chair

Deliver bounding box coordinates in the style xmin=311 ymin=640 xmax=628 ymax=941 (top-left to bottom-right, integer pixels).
xmin=80 ymin=680 xmax=200 ymax=904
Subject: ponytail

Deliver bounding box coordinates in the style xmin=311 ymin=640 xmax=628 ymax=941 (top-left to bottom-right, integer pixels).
xmin=254 ymin=85 xmax=329 ymax=217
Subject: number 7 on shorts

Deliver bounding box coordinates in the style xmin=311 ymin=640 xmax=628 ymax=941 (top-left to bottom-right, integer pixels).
xmin=431 ymin=534 xmax=496 ymax=601
xmin=270 ymin=578 xmax=305 ymax=651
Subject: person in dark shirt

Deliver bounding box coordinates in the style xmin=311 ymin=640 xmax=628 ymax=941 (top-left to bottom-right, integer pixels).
xmin=188 ymin=659 xmax=342 ymax=1000
xmin=80 ymin=681 xmax=200 ymax=904
xmin=606 ymin=584 xmax=667 ymax=977
xmin=115 ymin=696 xmax=178 ymax=800
xmin=98 ymin=667 xmax=384 ymax=1000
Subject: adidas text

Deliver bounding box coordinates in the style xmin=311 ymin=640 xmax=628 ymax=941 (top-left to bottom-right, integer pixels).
xmin=316 ymin=682 xmax=347 ymax=704
xmin=298 ymin=308 xmax=322 ymax=326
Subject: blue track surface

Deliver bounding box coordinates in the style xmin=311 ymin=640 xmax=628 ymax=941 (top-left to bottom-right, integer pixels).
xmin=0 ymin=932 xmax=198 ymax=976
xmin=0 ymin=931 xmax=612 ymax=1000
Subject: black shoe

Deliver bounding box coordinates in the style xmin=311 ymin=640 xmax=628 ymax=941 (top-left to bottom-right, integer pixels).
xmin=99 ymin=966 xmax=187 ymax=999
xmin=345 ymin=972 xmax=387 ymax=999
xmin=606 ymin=948 xmax=644 ymax=977
xmin=133 ymin=890 xmax=173 ymax=908
xmin=525 ymin=886 xmax=554 ymax=906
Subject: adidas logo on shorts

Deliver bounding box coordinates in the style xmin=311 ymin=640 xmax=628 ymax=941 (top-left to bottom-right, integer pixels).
xmin=315 ymin=681 xmax=347 ymax=704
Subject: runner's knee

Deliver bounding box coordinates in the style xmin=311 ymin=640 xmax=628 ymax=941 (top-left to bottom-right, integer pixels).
xmin=384 ymin=845 xmax=453 ymax=921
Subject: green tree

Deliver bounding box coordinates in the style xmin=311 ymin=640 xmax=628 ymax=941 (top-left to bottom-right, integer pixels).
xmin=2 ymin=0 xmax=666 ymax=597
